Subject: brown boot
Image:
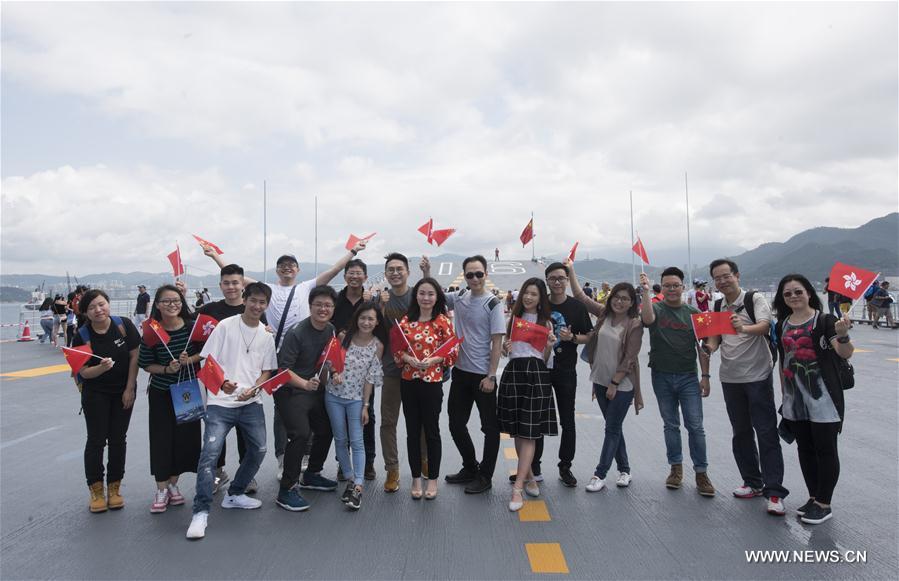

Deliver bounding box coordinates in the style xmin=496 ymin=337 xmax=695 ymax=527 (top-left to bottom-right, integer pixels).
xmin=665 ymin=464 xmax=683 ymax=489
xmin=89 ymin=482 xmax=108 ymax=513
xmin=107 ymin=481 xmax=124 ymax=510
xmin=696 ymin=472 xmax=716 ymax=497
xmin=384 ymin=468 xmax=400 ymax=493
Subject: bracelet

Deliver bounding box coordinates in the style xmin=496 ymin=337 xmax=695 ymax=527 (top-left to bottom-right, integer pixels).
xmin=350 ymin=249 xmax=358 ymax=256
xmin=363 ymin=403 xmax=370 ymax=407
xmin=610 ymin=380 xmax=620 ymax=387
xmin=701 ymin=373 xmax=711 ymax=378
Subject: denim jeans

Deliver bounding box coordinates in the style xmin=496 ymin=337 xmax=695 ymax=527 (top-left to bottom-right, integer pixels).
xmin=40 ymin=319 xmax=54 ymax=343
xmin=593 ymin=384 xmax=633 ymax=479
xmin=651 ymin=371 xmax=708 ymax=472
xmin=325 ymin=392 xmax=365 ymax=485
xmin=193 ymin=403 xmax=267 ymax=514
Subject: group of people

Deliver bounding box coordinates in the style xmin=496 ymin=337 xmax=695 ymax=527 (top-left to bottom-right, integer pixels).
xmin=37 ymin=286 xmax=91 ymax=347
xmin=71 ymin=239 xmax=858 ymax=541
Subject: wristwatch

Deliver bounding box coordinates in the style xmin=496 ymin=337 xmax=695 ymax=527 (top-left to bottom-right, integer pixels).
xmin=489 ymin=376 xmax=497 ymax=384
xmin=837 ymin=335 xmax=850 ymax=344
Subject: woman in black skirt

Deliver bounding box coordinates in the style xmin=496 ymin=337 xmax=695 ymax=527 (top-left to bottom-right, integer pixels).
xmin=138 ymin=285 xmax=202 ymax=514
xmin=498 ymin=278 xmax=557 ymax=511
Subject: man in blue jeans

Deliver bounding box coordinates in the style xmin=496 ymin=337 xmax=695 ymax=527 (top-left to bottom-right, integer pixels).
xmin=187 ymin=282 xmax=278 ymax=540
xmin=706 ymin=259 xmax=788 ymax=515
xmin=640 ymin=268 xmax=715 ymax=496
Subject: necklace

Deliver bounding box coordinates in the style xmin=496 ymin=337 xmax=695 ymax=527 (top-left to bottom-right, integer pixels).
xmin=238 ymin=319 xmax=258 ymax=353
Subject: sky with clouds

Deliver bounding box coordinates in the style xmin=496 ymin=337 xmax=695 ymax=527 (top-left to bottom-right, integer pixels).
xmin=2 ymin=2 xmax=896 ymax=276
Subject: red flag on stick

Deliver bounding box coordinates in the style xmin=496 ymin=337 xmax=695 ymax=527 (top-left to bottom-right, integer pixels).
xmin=63 ymin=345 xmax=95 ymax=375
xmin=510 ymin=317 xmax=549 ymax=352
xmin=389 ymin=320 xmax=419 ymax=361
xmin=691 ymin=312 xmax=737 ymax=339
xmin=141 ymin=318 xmax=171 ymax=347
xmin=568 ymin=242 xmax=579 ymax=263
xmin=192 ymin=234 xmax=223 ymax=255
xmin=258 ymin=369 xmax=291 ymax=395
xmin=827 ymin=262 xmax=879 ymax=301
xmin=345 ymin=232 xmax=377 ymax=251
xmin=418 ymin=219 xmax=434 ymax=244
xmin=632 ymin=237 xmax=650 ymax=265
xmin=167 ymin=245 xmax=185 ymax=277
xmin=316 ymin=336 xmax=346 ymax=374
xmin=430 ymin=228 xmax=455 ymax=247
xmin=432 ymin=335 xmax=463 ymax=359
xmin=197 ymin=354 xmax=225 ymax=395
xmin=189 ymin=314 xmax=218 ymax=343
xmin=520 ymin=219 xmax=534 ymax=247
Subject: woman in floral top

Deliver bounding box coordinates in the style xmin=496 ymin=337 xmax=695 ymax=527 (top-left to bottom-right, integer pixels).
xmin=773 ymin=274 xmax=854 ymax=526
xmin=326 ymin=301 xmax=386 ymax=511
xmin=393 ymin=278 xmax=458 ymax=499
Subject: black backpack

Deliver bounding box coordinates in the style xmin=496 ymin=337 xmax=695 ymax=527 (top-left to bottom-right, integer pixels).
xmin=714 ymin=291 xmax=778 ymax=365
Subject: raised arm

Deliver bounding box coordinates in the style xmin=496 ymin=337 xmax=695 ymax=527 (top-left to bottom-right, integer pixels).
xmin=639 ymin=272 xmax=655 ymax=326
xmin=315 ymin=240 xmax=368 ymax=286
xmin=202 ymin=244 xmax=258 ymax=284
xmin=565 ymin=259 xmax=604 ymax=317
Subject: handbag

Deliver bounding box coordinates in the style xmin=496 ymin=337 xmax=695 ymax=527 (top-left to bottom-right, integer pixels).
xmin=170 ymin=366 xmax=206 ymax=424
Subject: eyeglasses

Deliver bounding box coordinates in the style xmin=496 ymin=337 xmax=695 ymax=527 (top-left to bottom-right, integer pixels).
xmin=311 ymin=302 xmax=335 ymax=310
xmin=661 ymin=284 xmax=683 ymax=290
xmin=465 ymin=271 xmax=485 ymax=280
xmin=782 ymin=289 xmax=805 ymax=298
xmin=386 ymin=267 xmax=406 ymax=274
xmin=277 ymin=263 xmax=297 ymax=271
xmin=158 ymin=299 xmax=182 ymax=306
xmin=547 ymin=276 xmax=568 ymax=283
xmin=712 ymin=273 xmax=735 ymax=283
xmin=611 ymin=295 xmax=632 ymax=303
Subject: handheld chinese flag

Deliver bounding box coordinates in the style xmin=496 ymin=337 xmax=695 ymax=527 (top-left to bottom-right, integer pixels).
xmin=316 ymin=336 xmax=346 ymax=374
xmin=520 ymin=219 xmax=534 ymax=247
xmin=691 ymin=312 xmax=737 ymax=339
xmin=192 ymin=234 xmax=223 ymax=255
xmin=389 ymin=319 xmax=419 ymax=361
xmin=345 ymin=232 xmax=377 ymax=251
xmin=827 ymin=262 xmax=879 ymax=301
xmin=189 ymin=314 xmax=218 ymax=343
xmin=432 ymin=335 xmax=463 ymax=359
xmin=167 ymin=245 xmax=185 ymax=277
xmin=430 ymin=228 xmax=455 ymax=247
xmin=418 ymin=219 xmax=434 ymax=244
xmin=510 ymin=317 xmax=550 ymax=352
xmin=141 ymin=318 xmax=171 ymax=347
xmin=197 ymin=354 xmax=225 ymax=395
xmin=632 ymin=237 xmax=650 ymax=265
xmin=258 ymin=369 xmax=291 ymax=395
xmin=63 ymin=345 xmax=94 ymax=375
xmin=568 ymin=241 xmax=579 ymax=262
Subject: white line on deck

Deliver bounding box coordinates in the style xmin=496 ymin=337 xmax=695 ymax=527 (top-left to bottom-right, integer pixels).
xmin=1 ymin=426 xmax=61 ymax=450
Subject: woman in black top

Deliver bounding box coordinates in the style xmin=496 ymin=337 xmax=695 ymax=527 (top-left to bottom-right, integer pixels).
xmin=71 ymin=289 xmax=140 ymax=513
xmin=52 ymin=294 xmax=68 ymax=347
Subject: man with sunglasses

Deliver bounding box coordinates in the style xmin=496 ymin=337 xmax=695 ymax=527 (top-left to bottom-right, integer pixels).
xmin=441 ymin=255 xmax=507 ymax=494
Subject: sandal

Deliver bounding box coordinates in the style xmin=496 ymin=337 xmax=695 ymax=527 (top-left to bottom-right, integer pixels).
xmin=411 ymin=478 xmax=423 ymax=500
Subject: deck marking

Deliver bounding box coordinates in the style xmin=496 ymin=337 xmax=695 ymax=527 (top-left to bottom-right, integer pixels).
xmin=525 ymin=543 xmax=569 ymax=574
xmin=504 ymin=447 xmax=518 ymax=460
xmin=852 ymin=349 xmax=873 ymax=353
xmin=1 ymin=426 xmax=61 ymax=450
xmin=519 ymin=500 xmax=551 ymax=522
xmin=0 ymin=364 xmax=71 ymax=378
xmin=889 ymin=358 xmax=899 ymax=363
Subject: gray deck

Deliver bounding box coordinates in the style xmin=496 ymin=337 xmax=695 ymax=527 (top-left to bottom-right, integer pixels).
xmin=2 ymin=299 xmax=898 ymax=579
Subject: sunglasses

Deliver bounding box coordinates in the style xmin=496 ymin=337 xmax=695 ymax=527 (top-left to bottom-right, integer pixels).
xmin=464 ymin=271 xmax=486 ymax=280
xmin=782 ymin=289 xmax=805 ymax=298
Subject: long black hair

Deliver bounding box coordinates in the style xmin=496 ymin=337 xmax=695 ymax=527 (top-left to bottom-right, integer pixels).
xmin=342 ymin=301 xmax=388 ymax=349
xmin=150 ymin=284 xmax=193 ymax=322
xmin=507 ymin=277 xmax=552 ymax=334
xmin=39 ymin=297 xmax=53 ymax=311
xmin=772 ymin=274 xmax=823 ymax=320
xmin=406 ymin=277 xmax=447 ymax=322
xmin=600 ymin=282 xmax=639 ymax=326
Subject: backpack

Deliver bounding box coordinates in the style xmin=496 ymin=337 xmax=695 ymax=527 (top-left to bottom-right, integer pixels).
xmin=714 ymin=291 xmax=778 ymax=365
xmin=74 ymin=316 xmax=127 ymax=392
xmin=863 ymin=284 xmax=878 ymax=300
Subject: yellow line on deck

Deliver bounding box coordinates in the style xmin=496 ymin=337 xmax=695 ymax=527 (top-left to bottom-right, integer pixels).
xmin=504 ymin=447 xmax=518 ymax=460
xmin=0 ymin=364 xmax=71 ymax=378
xmin=519 ymin=500 xmax=551 ymax=522
xmin=525 ymin=543 xmax=570 ymax=574
xmin=888 ymin=358 xmax=899 ymax=363
xmin=853 ymin=349 xmax=873 ymax=353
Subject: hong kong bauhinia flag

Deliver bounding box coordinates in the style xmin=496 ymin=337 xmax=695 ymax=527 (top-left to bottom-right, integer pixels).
xmin=189 ymin=314 xmax=218 ymax=343
xmin=827 ymin=262 xmax=879 ymax=301
xmin=258 ymin=369 xmax=291 ymax=395
xmin=691 ymin=312 xmax=737 ymax=339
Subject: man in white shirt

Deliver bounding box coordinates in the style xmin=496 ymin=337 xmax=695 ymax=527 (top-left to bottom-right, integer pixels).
xmin=187 ymin=282 xmax=278 ymax=540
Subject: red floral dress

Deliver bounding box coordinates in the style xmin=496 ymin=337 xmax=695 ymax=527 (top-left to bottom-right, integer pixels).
xmin=392 ymin=314 xmax=458 ymax=382
xmin=780 ymin=314 xmax=840 ymax=423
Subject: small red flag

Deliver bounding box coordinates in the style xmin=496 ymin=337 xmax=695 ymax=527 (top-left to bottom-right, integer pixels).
xmin=432 ymin=335 xmax=463 ymax=359
xmin=197 ymin=354 xmax=225 ymax=395
xmin=258 ymin=369 xmax=291 ymax=395
xmin=691 ymin=312 xmax=737 ymax=339
xmin=632 ymin=237 xmax=650 ymax=265
xmin=192 ymin=234 xmax=223 ymax=255
xmin=189 ymin=314 xmax=218 ymax=343
xmin=63 ymin=345 xmax=94 ymax=375
xmin=520 ymin=219 xmax=534 ymax=247
xmin=316 ymin=336 xmax=346 ymax=374
xmin=142 ymin=318 xmax=171 ymax=347
xmin=418 ymin=219 xmax=434 ymax=244
xmin=167 ymin=245 xmax=184 ymax=277
xmin=345 ymin=232 xmax=377 ymax=251
xmin=389 ymin=319 xmax=418 ymax=361
xmin=430 ymin=228 xmax=455 ymax=247
xmin=510 ymin=316 xmax=550 ymax=352
xmin=568 ymin=241 xmax=579 ymax=262
xmin=827 ymin=262 xmax=879 ymax=302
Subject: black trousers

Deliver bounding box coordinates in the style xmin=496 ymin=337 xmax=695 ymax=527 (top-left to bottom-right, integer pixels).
xmin=533 ymin=367 xmax=577 ymax=473
xmin=216 ymin=425 xmax=248 ymax=469
xmin=274 ymin=390 xmax=333 ymax=488
xmin=400 ymin=379 xmax=443 ymax=479
xmin=148 ymin=387 xmax=201 ymax=482
xmin=448 ymin=368 xmax=500 ymax=478
xmin=82 ymin=389 xmax=134 ymax=486
xmin=788 ymin=420 xmax=840 ymax=504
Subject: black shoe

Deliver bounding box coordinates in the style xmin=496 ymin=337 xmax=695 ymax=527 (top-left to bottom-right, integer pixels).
xmin=508 ymin=470 xmax=543 ymax=483
xmin=800 ymin=503 xmax=832 ymax=524
xmin=559 ymin=468 xmax=578 ymax=488
xmin=795 ymin=498 xmax=816 ymax=516
xmin=364 ymin=463 xmax=376 ymax=481
xmin=346 ymin=487 xmax=362 ymax=510
xmin=464 ymin=474 xmax=493 ymax=494
xmin=445 ymin=467 xmax=478 ymax=484
xmin=340 ymin=483 xmax=354 ymax=504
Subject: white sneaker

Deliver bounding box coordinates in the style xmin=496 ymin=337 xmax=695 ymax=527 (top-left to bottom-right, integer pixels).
xmin=616 ymin=472 xmax=632 ymax=487
xmin=586 ymin=476 xmax=606 ymax=492
xmin=276 ymin=455 xmax=284 ymax=482
xmin=767 ymin=496 xmax=786 ymax=516
xmin=186 ymin=512 xmax=208 ymax=539
xmin=524 ymin=481 xmax=540 ymax=498
xmin=732 ymin=485 xmax=763 ymax=498
xmin=221 ymin=493 xmax=262 ymax=510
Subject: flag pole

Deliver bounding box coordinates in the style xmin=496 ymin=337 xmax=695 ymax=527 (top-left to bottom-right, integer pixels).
xmin=530 ymin=211 xmax=535 ymax=262
xmin=314 ymin=195 xmax=319 ymax=277
xmin=685 ymin=172 xmax=693 ymax=285
xmin=630 ymin=191 xmax=635 ymax=286
xmin=263 ymin=180 xmax=268 ymax=284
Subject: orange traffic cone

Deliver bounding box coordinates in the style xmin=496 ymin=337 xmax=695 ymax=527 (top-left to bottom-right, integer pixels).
xmin=17 ymin=321 xmax=35 ymax=342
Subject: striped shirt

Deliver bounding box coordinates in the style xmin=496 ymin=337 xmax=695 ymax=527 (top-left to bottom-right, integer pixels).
xmin=138 ymin=324 xmax=200 ymax=391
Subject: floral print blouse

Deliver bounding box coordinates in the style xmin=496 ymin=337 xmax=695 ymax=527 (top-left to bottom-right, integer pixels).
xmin=781 ymin=315 xmax=840 ymax=423
xmin=392 ymin=314 xmax=459 ymax=382
xmin=327 ymin=339 xmax=384 ymax=401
